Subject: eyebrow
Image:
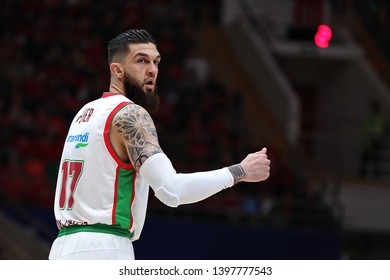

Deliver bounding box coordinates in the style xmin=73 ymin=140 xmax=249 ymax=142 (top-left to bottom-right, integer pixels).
xmin=134 ymin=52 xmax=161 ymax=61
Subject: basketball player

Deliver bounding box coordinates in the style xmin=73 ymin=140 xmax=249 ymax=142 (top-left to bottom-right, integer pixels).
xmin=48 ymin=29 xmax=271 ymax=260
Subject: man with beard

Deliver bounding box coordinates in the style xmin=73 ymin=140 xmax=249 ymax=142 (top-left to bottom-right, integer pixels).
xmin=49 ymin=29 xmax=271 ymax=260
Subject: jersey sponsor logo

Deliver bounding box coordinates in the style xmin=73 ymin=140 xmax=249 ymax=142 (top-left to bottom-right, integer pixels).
xmin=75 ymin=142 xmax=89 ymax=148
xmin=66 ymin=132 xmax=89 ymax=148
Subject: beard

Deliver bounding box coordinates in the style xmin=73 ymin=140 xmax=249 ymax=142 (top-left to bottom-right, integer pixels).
xmin=123 ymin=72 xmax=160 ymax=114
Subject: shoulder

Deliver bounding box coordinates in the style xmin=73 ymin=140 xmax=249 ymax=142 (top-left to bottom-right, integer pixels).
xmin=115 ymin=103 xmax=152 ymax=120
xmin=113 ymin=103 xmax=156 ymax=130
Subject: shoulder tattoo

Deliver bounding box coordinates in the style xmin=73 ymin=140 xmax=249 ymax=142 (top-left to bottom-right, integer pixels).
xmin=113 ymin=104 xmax=162 ymax=170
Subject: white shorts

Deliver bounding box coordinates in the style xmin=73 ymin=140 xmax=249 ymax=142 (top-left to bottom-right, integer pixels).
xmin=48 ymin=232 xmax=135 ymax=260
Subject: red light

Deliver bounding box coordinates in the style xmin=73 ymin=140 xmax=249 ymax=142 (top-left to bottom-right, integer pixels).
xmin=314 ymin=24 xmax=332 ymax=48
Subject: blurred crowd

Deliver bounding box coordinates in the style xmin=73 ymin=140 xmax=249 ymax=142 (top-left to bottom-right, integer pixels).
xmin=0 ymin=0 xmax=337 ymax=231
xmin=0 ymin=0 xmax=214 ymax=207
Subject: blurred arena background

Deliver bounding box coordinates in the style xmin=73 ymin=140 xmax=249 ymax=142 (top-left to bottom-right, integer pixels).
xmin=1 ymin=0 xmax=390 ymax=260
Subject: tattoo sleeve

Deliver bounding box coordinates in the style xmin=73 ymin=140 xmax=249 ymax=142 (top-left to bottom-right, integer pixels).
xmin=227 ymin=164 xmax=246 ymax=185
xmin=113 ymin=104 xmax=162 ymax=170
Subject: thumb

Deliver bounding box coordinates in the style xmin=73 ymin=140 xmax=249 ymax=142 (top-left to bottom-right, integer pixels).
xmin=260 ymin=147 xmax=267 ymax=153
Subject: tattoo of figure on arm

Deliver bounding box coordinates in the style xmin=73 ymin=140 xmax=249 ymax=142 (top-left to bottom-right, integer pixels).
xmin=114 ymin=104 xmax=162 ymax=170
xmin=228 ymin=164 xmax=246 ymax=185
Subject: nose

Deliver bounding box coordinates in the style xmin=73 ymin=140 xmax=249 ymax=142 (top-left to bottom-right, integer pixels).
xmin=147 ymin=63 xmax=158 ymax=77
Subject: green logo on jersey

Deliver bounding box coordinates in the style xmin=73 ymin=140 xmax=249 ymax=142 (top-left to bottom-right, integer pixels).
xmin=75 ymin=143 xmax=89 ymax=149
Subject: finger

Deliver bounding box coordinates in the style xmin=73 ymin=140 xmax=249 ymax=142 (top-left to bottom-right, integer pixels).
xmin=253 ymin=147 xmax=267 ymax=155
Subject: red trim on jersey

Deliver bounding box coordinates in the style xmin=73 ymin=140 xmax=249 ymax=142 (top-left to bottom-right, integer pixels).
xmin=102 ymin=92 xmax=123 ymax=98
xmin=103 ymin=101 xmax=134 ymax=169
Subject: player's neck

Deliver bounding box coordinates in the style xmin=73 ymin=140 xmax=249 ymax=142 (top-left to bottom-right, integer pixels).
xmin=109 ymin=83 xmax=124 ymax=96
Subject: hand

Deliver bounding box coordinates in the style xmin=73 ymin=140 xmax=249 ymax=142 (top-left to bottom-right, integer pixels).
xmin=240 ymin=147 xmax=271 ymax=182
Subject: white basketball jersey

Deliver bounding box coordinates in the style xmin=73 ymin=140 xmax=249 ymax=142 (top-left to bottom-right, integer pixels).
xmin=53 ymin=93 xmax=149 ymax=241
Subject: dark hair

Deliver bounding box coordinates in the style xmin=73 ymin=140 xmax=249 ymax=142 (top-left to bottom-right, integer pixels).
xmin=107 ymin=29 xmax=156 ymax=63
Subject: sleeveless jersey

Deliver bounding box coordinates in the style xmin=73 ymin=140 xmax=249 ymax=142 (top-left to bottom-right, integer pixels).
xmin=53 ymin=92 xmax=149 ymax=241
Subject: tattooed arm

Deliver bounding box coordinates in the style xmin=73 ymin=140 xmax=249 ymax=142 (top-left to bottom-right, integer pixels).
xmin=112 ymin=103 xmax=162 ymax=170
xmin=112 ymin=103 xmax=270 ymax=207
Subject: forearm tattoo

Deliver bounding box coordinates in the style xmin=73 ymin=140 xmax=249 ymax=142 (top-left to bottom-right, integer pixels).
xmin=114 ymin=104 xmax=162 ymax=170
xmin=228 ymin=164 xmax=246 ymax=184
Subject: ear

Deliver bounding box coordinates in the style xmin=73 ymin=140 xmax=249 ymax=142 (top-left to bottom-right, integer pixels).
xmin=109 ymin=63 xmax=124 ymax=79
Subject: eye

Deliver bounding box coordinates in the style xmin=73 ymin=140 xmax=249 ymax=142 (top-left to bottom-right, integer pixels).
xmin=137 ymin=58 xmax=146 ymax=64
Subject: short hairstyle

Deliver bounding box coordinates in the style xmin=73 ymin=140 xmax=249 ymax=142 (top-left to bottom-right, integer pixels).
xmin=107 ymin=29 xmax=156 ymax=63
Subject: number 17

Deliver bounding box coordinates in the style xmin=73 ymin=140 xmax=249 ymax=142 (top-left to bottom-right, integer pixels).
xmin=58 ymin=160 xmax=84 ymax=210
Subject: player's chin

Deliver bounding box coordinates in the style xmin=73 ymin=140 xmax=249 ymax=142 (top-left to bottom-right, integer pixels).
xmin=146 ymin=89 xmax=158 ymax=96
